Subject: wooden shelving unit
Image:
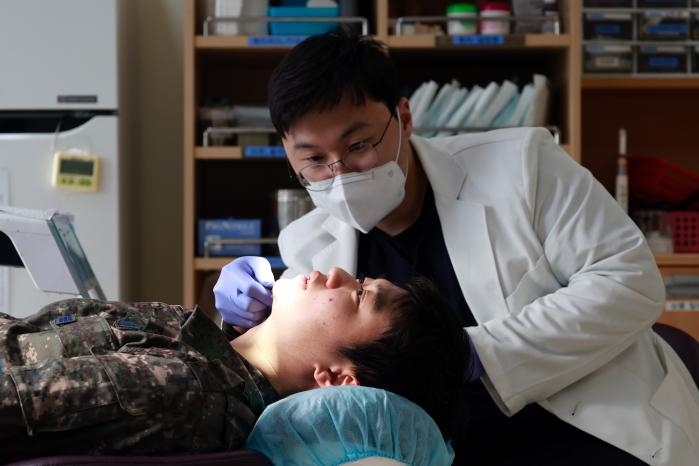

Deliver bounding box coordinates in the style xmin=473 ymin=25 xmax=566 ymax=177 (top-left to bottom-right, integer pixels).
xmin=182 ymin=0 xmax=581 ymax=307
xmin=184 ymin=0 xmax=699 ymax=340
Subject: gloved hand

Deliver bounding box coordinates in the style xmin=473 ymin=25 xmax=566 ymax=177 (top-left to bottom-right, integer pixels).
xmin=214 ymin=256 xmax=275 ymax=328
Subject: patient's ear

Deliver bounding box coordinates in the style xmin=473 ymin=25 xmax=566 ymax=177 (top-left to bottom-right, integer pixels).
xmin=313 ymin=363 xmax=359 ymax=387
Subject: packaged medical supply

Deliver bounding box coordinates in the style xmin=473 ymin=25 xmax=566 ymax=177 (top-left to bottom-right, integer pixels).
xmin=584 ymin=12 xmax=633 ymax=41
xmin=197 ymin=218 xmax=261 ymax=256
xmin=633 ymin=210 xmax=674 ymax=254
xmin=584 ymin=44 xmax=633 ymax=73
xmin=511 ymin=0 xmax=542 ymax=34
xmin=615 ymin=129 xmax=628 ymax=214
xmin=638 ymin=45 xmax=687 ymax=73
xmin=447 ymin=3 xmax=478 ymax=35
xmin=480 ymin=2 xmax=511 ymax=35
xmin=211 ymin=0 xmax=268 ymax=35
xmin=583 ymin=0 xmax=632 ymax=6
xmin=269 ymin=189 xmax=314 ymax=236
xmin=542 ymin=0 xmax=559 ymax=34
xmin=639 ymin=10 xmax=690 ymax=41
xmin=268 ymin=5 xmax=339 ymax=35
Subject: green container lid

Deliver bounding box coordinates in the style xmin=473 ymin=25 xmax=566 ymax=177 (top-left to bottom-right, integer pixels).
xmin=447 ymin=3 xmax=477 ymax=14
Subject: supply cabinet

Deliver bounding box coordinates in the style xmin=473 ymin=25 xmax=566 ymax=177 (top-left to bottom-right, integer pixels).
xmin=580 ymin=0 xmax=699 ymax=340
xmin=182 ymin=0 xmax=582 ymax=310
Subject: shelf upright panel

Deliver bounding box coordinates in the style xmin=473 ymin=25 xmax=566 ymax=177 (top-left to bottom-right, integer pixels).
xmin=376 ymin=0 xmax=389 ymax=40
xmin=567 ymin=0 xmax=582 ymax=162
xmin=184 ymin=0 xmax=198 ymax=306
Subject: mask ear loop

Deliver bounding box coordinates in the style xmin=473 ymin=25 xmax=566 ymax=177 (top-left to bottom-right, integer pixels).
xmin=395 ymin=107 xmax=408 ymax=179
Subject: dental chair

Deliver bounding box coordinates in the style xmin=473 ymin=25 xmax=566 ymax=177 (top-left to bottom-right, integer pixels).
xmin=0 ymin=207 xmax=453 ymax=466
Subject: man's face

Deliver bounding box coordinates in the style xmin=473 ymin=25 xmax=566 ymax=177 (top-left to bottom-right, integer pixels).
xmin=282 ymin=96 xmax=403 ymax=179
xmin=268 ymin=267 xmax=405 ymax=360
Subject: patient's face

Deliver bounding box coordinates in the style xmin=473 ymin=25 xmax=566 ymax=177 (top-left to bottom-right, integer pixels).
xmin=269 ymin=267 xmax=404 ymax=357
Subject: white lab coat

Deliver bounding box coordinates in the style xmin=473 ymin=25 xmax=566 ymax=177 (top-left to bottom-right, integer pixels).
xmin=278 ymin=127 xmax=699 ymax=465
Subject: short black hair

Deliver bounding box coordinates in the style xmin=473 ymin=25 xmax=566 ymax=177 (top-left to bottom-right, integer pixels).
xmin=268 ymin=26 xmax=400 ymax=137
xmin=338 ymin=276 xmax=468 ymax=440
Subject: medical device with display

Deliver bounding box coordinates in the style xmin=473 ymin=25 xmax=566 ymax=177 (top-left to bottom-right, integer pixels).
xmin=52 ymin=151 xmax=101 ymax=191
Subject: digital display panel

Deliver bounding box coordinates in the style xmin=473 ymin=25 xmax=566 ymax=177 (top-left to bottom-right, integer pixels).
xmin=60 ymin=159 xmax=94 ymax=176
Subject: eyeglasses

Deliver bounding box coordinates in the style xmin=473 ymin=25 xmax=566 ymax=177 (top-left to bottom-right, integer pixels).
xmin=294 ymin=113 xmax=394 ymax=192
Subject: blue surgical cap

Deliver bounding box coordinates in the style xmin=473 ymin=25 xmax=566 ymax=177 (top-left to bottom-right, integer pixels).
xmin=245 ymin=386 xmax=454 ymax=466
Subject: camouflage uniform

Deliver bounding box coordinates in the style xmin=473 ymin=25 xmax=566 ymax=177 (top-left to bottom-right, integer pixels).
xmin=0 ymin=299 xmax=278 ymax=462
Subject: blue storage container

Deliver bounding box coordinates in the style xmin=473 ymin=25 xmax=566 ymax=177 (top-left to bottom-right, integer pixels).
xmin=268 ymin=6 xmax=339 ymax=36
xmin=197 ymin=218 xmax=262 ymax=256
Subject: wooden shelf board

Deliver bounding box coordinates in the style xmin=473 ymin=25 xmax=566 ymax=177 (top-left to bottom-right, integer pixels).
xmin=583 ymin=77 xmax=699 ymax=90
xmin=195 ymin=257 xmax=234 ymax=271
xmin=387 ymin=35 xmax=436 ymax=48
xmin=524 ymin=34 xmax=571 ymax=48
xmin=195 ymin=257 xmax=285 ymax=271
xmin=195 ymin=35 xmax=300 ymax=50
xmin=195 ymin=35 xmax=249 ymax=49
xmin=195 ymin=146 xmax=243 ymax=160
xmin=655 ymin=254 xmax=699 ymax=268
xmin=387 ymin=34 xmax=570 ymax=49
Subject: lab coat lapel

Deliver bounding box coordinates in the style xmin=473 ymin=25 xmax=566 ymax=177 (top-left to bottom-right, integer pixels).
xmin=311 ymin=215 xmax=358 ymax=275
xmin=413 ymin=136 xmax=509 ymax=324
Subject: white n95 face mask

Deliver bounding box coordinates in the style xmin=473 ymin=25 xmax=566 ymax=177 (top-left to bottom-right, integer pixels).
xmin=307 ymin=110 xmax=406 ymax=233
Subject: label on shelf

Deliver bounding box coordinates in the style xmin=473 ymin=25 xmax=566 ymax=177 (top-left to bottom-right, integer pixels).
xmin=451 ymin=35 xmax=506 ymax=46
xmin=666 ymin=299 xmax=699 ymax=312
xmin=248 ymin=36 xmax=307 ymax=47
xmin=244 ymin=146 xmax=287 ymax=158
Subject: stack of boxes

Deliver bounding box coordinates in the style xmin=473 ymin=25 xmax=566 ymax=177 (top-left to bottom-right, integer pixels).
xmin=583 ymin=0 xmax=699 ymax=74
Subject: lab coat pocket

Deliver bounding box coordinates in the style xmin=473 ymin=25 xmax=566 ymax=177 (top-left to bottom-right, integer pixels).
xmin=8 ymin=355 xmax=123 ymax=434
xmin=505 ymin=255 xmax=561 ymax=314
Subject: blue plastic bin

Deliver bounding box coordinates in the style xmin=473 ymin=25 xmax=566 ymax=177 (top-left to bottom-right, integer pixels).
xmin=268 ymin=6 xmax=339 ymax=36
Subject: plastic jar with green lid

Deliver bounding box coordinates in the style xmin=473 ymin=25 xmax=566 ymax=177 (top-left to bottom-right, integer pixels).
xmin=446 ymin=3 xmax=477 ymax=35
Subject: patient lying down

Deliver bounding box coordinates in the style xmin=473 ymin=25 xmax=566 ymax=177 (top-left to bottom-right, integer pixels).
xmin=0 ymin=266 xmax=467 ymax=461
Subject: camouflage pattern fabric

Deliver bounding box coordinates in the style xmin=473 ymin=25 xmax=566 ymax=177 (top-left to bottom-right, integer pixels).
xmin=0 ymin=299 xmax=278 ymax=462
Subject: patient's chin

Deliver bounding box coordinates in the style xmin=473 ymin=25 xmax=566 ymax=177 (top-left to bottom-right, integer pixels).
xmin=271 ymin=278 xmax=300 ymax=306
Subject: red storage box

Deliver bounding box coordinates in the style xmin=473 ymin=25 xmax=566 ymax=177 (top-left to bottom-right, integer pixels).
xmin=628 ymin=156 xmax=699 ymax=209
xmin=667 ymin=211 xmax=699 ymax=253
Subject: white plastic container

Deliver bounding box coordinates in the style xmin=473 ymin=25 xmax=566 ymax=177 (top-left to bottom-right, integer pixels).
xmin=447 ymin=3 xmax=478 ymax=35
xmin=480 ymin=2 xmax=510 ymax=35
xmin=213 ymin=0 xmax=268 ymax=35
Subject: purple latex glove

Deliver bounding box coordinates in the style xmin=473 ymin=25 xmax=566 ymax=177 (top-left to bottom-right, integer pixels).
xmin=213 ymin=256 xmax=275 ymax=327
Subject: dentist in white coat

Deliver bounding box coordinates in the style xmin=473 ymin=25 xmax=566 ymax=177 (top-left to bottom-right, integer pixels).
xmin=214 ymin=28 xmax=699 ymax=465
